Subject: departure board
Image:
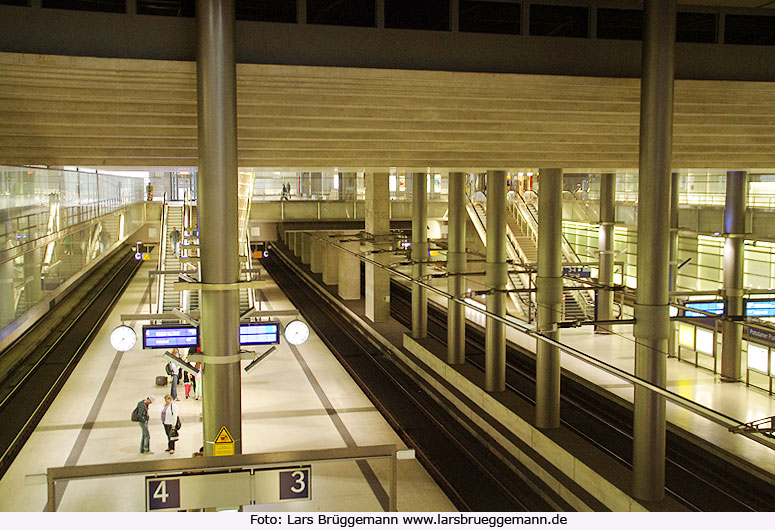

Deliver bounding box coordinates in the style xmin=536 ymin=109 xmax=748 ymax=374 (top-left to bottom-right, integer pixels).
xmin=239 ymin=322 xmax=280 ymax=345
xmin=143 ymin=324 xmax=198 ymax=349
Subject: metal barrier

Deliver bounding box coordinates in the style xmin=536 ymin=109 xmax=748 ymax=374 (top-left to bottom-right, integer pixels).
xmin=47 ymin=444 xmax=399 ymax=512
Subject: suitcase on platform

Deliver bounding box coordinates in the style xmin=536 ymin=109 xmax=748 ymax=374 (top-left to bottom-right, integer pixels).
xmin=156 ymin=375 xmax=168 ymax=387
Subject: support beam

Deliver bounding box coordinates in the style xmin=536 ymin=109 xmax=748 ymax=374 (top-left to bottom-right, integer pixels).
xmin=596 ymin=172 xmax=615 ymax=334
xmin=485 ymin=170 xmax=507 ymax=392
xmin=338 ymin=238 xmax=360 ymax=300
xmin=196 ymin=0 xmax=241 ymax=456
xmin=412 ymin=171 xmax=428 ymax=339
xmin=301 ymin=232 xmax=311 ymax=265
xmin=365 ymin=172 xmax=390 ymax=322
xmin=721 ymin=170 xmax=748 ymax=381
xmin=632 ymin=0 xmax=676 ymax=501
xmin=447 ymin=171 xmax=467 ymax=364
xmin=310 ymin=232 xmax=324 ymax=274
xmin=668 ymin=171 xmax=679 ymax=356
xmin=323 ymin=233 xmax=339 ymax=285
xmin=535 ymin=168 xmax=563 ymax=429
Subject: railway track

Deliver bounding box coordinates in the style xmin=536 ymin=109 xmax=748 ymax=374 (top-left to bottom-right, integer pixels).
xmin=0 ymin=247 xmax=142 ymax=478
xmin=388 ymin=279 xmax=775 ymax=511
xmin=265 ymin=246 xmax=556 ymax=511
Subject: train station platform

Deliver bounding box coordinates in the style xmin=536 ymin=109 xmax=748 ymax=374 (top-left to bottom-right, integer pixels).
xmin=0 ymin=252 xmax=454 ymax=512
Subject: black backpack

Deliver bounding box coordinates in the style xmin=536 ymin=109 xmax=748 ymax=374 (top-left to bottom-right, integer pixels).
xmin=131 ymin=402 xmax=143 ymax=422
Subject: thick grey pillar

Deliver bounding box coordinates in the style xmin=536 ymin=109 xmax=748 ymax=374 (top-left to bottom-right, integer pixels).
xmin=301 ymin=233 xmax=311 ymax=265
xmin=294 ymin=231 xmax=303 ymax=257
xmin=23 ymin=247 xmax=42 ymax=309
xmin=447 ymin=172 xmax=467 ymax=364
xmin=323 ymin=233 xmax=339 ymax=285
xmin=721 ymin=171 xmax=748 ymax=381
xmin=485 ymin=170 xmax=507 ymax=392
xmin=633 ymin=0 xmax=676 ymax=501
xmin=0 ymin=256 xmax=14 ymax=329
xmin=365 ymin=172 xmax=390 ymax=323
xmin=668 ymin=172 xmax=680 ymax=356
xmin=196 ymin=0 xmax=241 ymax=456
xmin=338 ymin=237 xmax=360 ymax=300
xmin=412 ymin=172 xmax=428 ymax=338
xmin=536 ymin=168 xmax=564 ymax=429
xmin=596 ymin=173 xmax=615 ymax=334
xmin=310 ymin=233 xmax=325 ymax=273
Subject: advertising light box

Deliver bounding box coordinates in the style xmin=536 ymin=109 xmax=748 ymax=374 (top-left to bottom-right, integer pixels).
xmin=143 ymin=324 xmax=198 ymax=349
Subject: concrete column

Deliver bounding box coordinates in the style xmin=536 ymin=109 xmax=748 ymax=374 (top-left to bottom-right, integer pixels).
xmin=22 ymin=247 xmax=42 ymax=310
xmin=485 ymin=170 xmax=507 ymax=392
xmin=294 ymin=231 xmax=303 ymax=257
xmin=596 ymin=172 xmax=615 ymax=334
xmin=668 ymin=172 xmax=680 ymax=356
xmin=196 ymin=0 xmax=242 ymax=456
xmin=447 ymin=172 xmax=467 ymax=364
xmin=323 ymin=233 xmax=339 ymax=285
xmin=0 ymin=257 xmax=14 ymax=329
xmin=365 ymin=172 xmax=391 ymax=323
xmin=721 ymin=171 xmax=748 ymax=381
xmin=338 ymin=237 xmax=361 ymax=300
xmin=310 ymin=233 xmax=324 ymax=273
xmin=633 ymin=0 xmax=676 ymax=501
xmin=536 ymin=168 xmax=564 ymax=429
xmin=412 ymin=172 xmax=428 ymax=338
xmin=301 ymin=233 xmax=311 ymax=265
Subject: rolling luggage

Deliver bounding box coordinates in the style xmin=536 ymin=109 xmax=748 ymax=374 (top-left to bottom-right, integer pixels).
xmin=156 ymin=375 xmax=168 ymax=387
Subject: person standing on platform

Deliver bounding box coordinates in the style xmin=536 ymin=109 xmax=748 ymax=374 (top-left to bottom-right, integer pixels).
xmin=135 ymin=396 xmax=154 ymax=454
xmin=169 ymin=226 xmax=181 ymax=257
xmin=160 ymin=395 xmax=179 ymax=454
xmin=166 ymin=348 xmax=182 ymax=400
xmin=194 ymin=361 xmax=202 ymax=400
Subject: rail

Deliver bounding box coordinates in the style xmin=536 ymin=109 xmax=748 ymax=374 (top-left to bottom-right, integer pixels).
xmin=154 ymin=192 xmax=168 ymax=314
xmin=312 ymin=232 xmax=775 ymax=453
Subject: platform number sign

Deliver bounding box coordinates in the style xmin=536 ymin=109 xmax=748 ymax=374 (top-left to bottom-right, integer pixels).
xmin=146 ymin=478 xmax=181 ymax=511
xmin=279 ymin=467 xmax=311 ymax=500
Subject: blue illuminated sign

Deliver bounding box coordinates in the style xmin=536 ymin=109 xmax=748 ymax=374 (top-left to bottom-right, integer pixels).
xmin=142 ymin=325 xmax=198 ymax=349
xmin=142 ymin=322 xmax=280 ymax=348
xmin=746 ymin=300 xmax=775 ymax=317
xmin=684 ymin=301 xmax=724 ymax=318
xmin=239 ymin=322 xmax=280 ymax=345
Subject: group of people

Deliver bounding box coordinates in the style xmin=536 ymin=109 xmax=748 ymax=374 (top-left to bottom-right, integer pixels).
xmin=135 ymin=347 xmax=203 ymax=455
xmin=134 ymin=394 xmax=180 ymax=455
xmin=280 ymin=182 xmax=292 ymax=200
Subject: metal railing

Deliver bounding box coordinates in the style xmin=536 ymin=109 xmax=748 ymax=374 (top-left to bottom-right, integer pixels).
xmin=47 ymin=445 xmax=399 ymax=512
xmin=154 ymin=193 xmax=169 ymax=314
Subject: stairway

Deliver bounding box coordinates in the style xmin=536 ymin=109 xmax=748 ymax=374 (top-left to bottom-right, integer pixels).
xmin=161 ymin=206 xmax=184 ymax=312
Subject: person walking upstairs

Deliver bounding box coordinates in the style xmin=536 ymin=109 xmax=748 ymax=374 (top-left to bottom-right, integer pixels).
xmin=169 ymin=226 xmax=181 ymax=257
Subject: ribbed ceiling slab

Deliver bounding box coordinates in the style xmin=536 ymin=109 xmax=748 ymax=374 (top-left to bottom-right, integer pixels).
xmin=0 ymin=52 xmax=774 ymax=171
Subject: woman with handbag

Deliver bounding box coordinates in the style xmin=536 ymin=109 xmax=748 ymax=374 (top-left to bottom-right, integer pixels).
xmin=161 ymin=394 xmax=180 ymax=454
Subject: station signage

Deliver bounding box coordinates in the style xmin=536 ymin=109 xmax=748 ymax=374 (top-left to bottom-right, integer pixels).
xmin=745 ymin=300 xmax=775 ymax=318
xmin=142 ymin=322 xmax=280 ymax=349
xmin=146 ymin=465 xmax=311 ymax=511
xmin=683 ymin=301 xmax=724 ymax=318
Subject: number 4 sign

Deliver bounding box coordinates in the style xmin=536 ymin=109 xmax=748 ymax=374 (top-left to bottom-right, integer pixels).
xmin=146 ymin=478 xmax=181 ymax=511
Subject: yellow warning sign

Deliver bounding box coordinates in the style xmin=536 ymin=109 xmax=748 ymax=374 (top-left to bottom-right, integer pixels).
xmin=142 ymin=252 xmax=151 ymax=261
xmin=213 ymin=426 xmax=234 ymax=456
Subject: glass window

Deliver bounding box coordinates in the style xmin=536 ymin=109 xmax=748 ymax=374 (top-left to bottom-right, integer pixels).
xmin=137 ymin=0 xmax=194 ymax=17
xmin=0 ymin=0 xmax=29 ymax=5
xmin=236 ymin=0 xmax=296 ymax=22
xmin=725 ymin=14 xmax=775 ymax=46
xmin=459 ymin=0 xmax=521 ymax=35
xmin=385 ymin=0 xmax=450 ymax=31
xmin=530 ymin=4 xmax=588 ymax=38
xmin=597 ymin=8 xmax=640 ymax=40
xmin=43 ymin=0 xmax=125 ymax=12
xmin=679 ymin=323 xmax=695 ymax=349
xmin=677 ymin=12 xmax=717 ymax=44
xmin=748 ymin=343 xmax=770 ymax=374
xmin=695 ymin=327 xmax=715 ymax=355
xmin=307 ymin=0 xmax=375 ymax=27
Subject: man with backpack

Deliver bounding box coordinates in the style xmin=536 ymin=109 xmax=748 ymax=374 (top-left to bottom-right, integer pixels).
xmin=132 ymin=396 xmax=154 ymax=454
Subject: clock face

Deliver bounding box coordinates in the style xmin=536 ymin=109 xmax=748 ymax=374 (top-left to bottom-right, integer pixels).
xmin=110 ymin=325 xmax=137 ymax=352
xmin=284 ymin=320 xmax=310 ymax=346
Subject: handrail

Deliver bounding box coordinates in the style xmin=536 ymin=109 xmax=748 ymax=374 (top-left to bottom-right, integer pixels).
xmin=313 ymin=235 xmax=775 ymax=453
xmin=155 ymin=192 xmax=168 ymax=314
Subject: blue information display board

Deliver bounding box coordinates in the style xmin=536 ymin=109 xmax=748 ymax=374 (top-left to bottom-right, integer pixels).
xmin=746 ymin=300 xmax=775 ymax=317
xmin=239 ymin=322 xmax=280 ymax=345
xmin=143 ymin=324 xmax=198 ymax=349
xmin=684 ymin=301 xmax=724 ymax=318
xmin=143 ymin=322 xmax=280 ymax=348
